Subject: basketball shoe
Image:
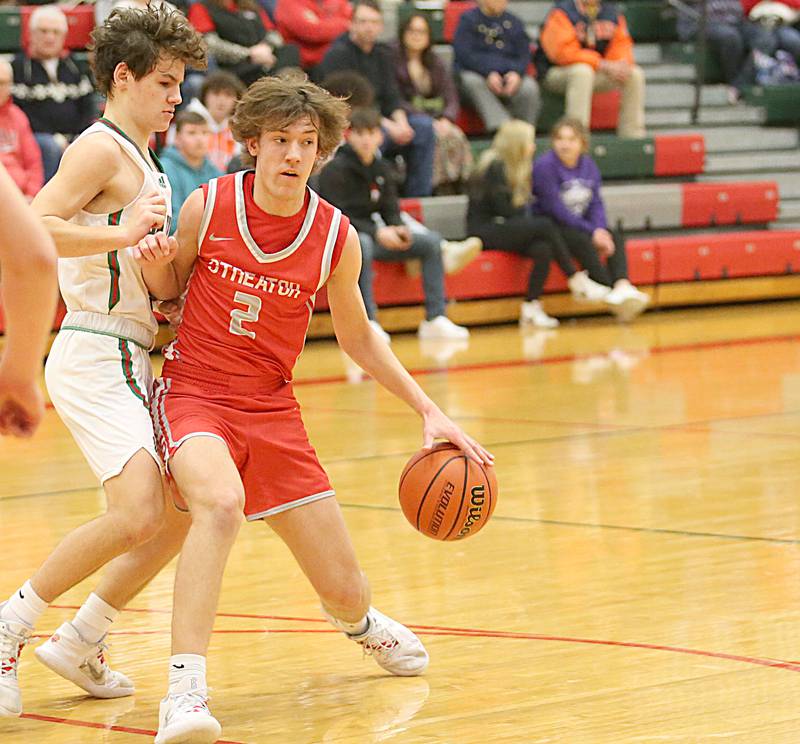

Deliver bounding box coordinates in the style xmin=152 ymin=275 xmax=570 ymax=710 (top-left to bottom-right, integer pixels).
xmin=155 ymin=678 xmax=221 ymax=744
xmin=325 ymin=607 xmax=429 ymax=676
xmin=34 ymin=621 xmax=133 ymax=698
xmin=567 ymin=270 xmax=610 ymax=302
xmin=604 ymin=280 xmax=650 ymax=322
xmin=0 ymin=609 xmax=30 ymax=717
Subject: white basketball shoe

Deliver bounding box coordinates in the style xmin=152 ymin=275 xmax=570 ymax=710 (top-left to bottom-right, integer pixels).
xmin=155 ymin=679 xmax=221 ymax=744
xmin=326 ymin=607 xmax=429 ymax=676
xmin=0 ymin=609 xmax=29 ymax=717
xmin=35 ymin=621 xmax=134 ymax=698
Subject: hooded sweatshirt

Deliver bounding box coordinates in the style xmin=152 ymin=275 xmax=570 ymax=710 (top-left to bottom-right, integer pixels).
xmin=0 ymin=98 xmax=43 ymax=198
xmin=159 ymin=145 xmax=222 ymax=232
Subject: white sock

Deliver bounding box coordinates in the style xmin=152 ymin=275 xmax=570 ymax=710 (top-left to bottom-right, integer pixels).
xmin=168 ymin=654 xmax=207 ymax=696
xmin=1 ymin=580 xmax=47 ymax=629
xmin=72 ymin=593 xmax=119 ymax=644
xmin=327 ymin=613 xmax=369 ymax=636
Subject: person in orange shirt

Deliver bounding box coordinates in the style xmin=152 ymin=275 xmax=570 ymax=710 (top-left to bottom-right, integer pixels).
xmin=534 ymin=0 xmax=645 ymax=138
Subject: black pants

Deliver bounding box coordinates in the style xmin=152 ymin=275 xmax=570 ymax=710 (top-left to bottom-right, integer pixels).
xmin=471 ymin=215 xmax=576 ymax=301
xmin=557 ymin=225 xmax=628 ymax=286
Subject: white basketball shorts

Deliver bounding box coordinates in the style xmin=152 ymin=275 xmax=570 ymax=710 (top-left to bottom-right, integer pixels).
xmin=45 ymin=329 xmax=159 ymax=483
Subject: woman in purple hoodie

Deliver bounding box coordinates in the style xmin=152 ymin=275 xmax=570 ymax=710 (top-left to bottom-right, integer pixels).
xmin=532 ymin=117 xmax=649 ymax=321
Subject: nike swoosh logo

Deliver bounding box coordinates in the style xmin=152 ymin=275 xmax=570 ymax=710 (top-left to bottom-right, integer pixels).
xmin=208 ymin=234 xmax=234 ymax=242
xmin=172 ymin=664 xmax=185 ymax=669
xmin=18 ymin=591 xmax=24 ymax=599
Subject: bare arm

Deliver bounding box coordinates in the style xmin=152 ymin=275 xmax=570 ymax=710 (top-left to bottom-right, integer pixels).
xmin=0 ymin=164 xmax=58 ymax=437
xmin=134 ymin=188 xmax=204 ymax=300
xmin=31 ymin=135 xmax=166 ymax=258
xmin=327 ymin=227 xmax=493 ymax=465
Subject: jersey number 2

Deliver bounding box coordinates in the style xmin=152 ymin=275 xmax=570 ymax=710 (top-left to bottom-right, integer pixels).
xmin=229 ymin=291 xmax=261 ymax=339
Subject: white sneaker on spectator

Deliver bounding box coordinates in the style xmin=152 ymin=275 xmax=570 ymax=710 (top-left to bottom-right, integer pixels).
xmin=605 ymin=280 xmax=650 ymax=322
xmin=568 ymin=270 xmax=610 ymax=302
xmin=368 ymin=319 xmax=391 ymax=344
xmin=35 ymin=621 xmax=133 ymax=698
xmin=326 ymin=607 xmax=429 ymax=676
xmin=519 ymin=300 xmax=559 ymax=328
xmin=442 ymin=237 xmax=482 ymax=275
xmin=418 ymin=315 xmax=469 ymax=340
xmin=155 ymin=681 xmax=221 ymax=744
xmin=0 ymin=609 xmax=29 ymax=717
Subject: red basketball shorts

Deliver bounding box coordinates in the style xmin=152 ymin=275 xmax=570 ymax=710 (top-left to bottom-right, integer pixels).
xmin=150 ymin=364 xmax=334 ymax=520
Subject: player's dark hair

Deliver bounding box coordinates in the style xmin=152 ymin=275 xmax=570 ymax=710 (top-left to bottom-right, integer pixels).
xmin=91 ymin=5 xmax=207 ymax=98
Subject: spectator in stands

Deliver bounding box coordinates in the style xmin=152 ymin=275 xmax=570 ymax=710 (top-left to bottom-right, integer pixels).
xmin=536 ymin=0 xmax=645 ymax=138
xmin=393 ymin=12 xmax=473 ymax=195
xmin=468 ymin=119 xmax=609 ymax=328
xmin=744 ymin=0 xmax=800 ymax=67
xmin=184 ymin=71 xmax=245 ymax=171
xmin=11 ymin=5 xmax=95 ymax=181
xmin=452 ymin=0 xmax=541 ymax=134
xmin=160 ymin=111 xmax=222 ymax=232
xmin=275 ymin=0 xmax=352 ymax=72
xmin=318 ymin=107 xmax=478 ymax=342
xmin=0 ymin=60 xmax=43 ymax=200
xmin=188 ymin=0 xmax=300 ymax=86
xmin=532 ymin=117 xmax=649 ymax=321
xmin=317 ymin=0 xmax=436 ymax=197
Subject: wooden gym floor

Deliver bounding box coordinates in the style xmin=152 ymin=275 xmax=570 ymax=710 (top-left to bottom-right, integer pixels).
xmin=2 ymin=300 xmax=800 ymax=743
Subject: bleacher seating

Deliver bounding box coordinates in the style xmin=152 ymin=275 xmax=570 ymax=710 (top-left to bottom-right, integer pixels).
xmin=0 ymin=5 xmax=94 ymax=53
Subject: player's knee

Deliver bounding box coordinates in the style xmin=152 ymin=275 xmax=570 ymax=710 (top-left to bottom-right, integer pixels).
xmin=195 ymin=487 xmax=245 ymax=533
xmin=114 ymin=499 xmax=164 ymax=549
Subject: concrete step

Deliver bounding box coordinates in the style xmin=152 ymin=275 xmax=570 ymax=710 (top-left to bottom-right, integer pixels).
xmin=635 ymin=44 xmax=662 ymax=65
xmin=705 ymin=150 xmax=800 ymax=174
xmin=778 ymin=199 xmax=800 ymax=220
xmin=641 ymin=64 xmax=696 ymax=82
xmin=699 ymin=171 xmax=800 ymax=199
xmin=647 ymin=106 xmax=765 ymax=126
xmin=648 ymin=126 xmax=799 ymax=152
xmin=645 ymin=83 xmax=731 ymax=109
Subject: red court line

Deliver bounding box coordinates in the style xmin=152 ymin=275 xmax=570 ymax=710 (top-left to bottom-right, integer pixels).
xmin=19 ymin=712 xmax=244 ymax=743
xmin=48 ymin=606 xmax=800 ymax=675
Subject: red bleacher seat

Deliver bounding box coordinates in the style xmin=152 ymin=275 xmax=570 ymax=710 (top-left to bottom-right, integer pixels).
xmin=653 ymin=134 xmax=705 ymax=177
xmin=681 ymin=182 xmax=779 ymax=227
xmin=655 ymin=231 xmax=800 ymax=283
xmin=589 ymin=90 xmax=620 ymax=131
xmin=20 ymin=4 xmax=94 ymax=52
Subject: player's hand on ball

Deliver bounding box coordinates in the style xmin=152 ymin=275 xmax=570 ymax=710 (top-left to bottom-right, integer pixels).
xmin=421 ymin=407 xmax=494 ymax=467
xmin=126 ymin=192 xmax=167 ymax=244
xmin=131 ymin=232 xmax=177 ymax=266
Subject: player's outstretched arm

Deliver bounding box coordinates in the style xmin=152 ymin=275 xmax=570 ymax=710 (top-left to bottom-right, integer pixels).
xmin=0 ymin=164 xmax=58 ymax=437
xmin=327 ymin=227 xmax=494 ymax=466
xmin=32 ymin=136 xmax=166 ymax=258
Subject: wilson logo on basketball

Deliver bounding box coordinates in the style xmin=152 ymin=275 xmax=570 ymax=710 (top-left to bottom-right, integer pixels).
xmin=456 ymin=485 xmax=486 ymax=540
xmin=428 ymin=480 xmax=456 ymax=536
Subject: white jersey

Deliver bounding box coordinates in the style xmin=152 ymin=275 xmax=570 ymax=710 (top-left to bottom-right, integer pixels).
xmin=57 ymin=118 xmax=172 ymax=349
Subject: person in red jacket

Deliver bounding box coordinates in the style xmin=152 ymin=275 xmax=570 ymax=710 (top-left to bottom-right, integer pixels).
xmin=0 ymin=61 xmax=42 ymax=200
xmin=534 ymin=0 xmax=645 ymax=138
xmin=275 ymin=0 xmax=352 ymax=72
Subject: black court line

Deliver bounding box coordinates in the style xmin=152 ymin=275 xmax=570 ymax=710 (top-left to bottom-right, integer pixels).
xmin=340 ymin=502 xmax=800 ymax=546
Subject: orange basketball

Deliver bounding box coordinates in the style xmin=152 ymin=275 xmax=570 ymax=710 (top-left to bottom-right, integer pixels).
xmin=398 ymin=442 xmax=497 ymax=541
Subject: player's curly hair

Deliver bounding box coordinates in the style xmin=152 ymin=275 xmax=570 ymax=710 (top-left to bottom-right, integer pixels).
xmin=91 ymin=5 xmax=207 ymax=98
xmin=231 ymin=72 xmax=350 ymax=166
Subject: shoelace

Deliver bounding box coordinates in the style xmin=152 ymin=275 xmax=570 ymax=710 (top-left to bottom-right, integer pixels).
xmin=167 ymin=691 xmax=212 ymax=721
xmin=356 ymin=619 xmax=400 ymax=661
xmin=0 ymin=624 xmax=27 ymax=678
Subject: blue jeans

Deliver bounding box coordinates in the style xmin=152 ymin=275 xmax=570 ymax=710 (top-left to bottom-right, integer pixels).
xmin=35 ymin=132 xmax=64 ymax=183
xmin=381 ymin=112 xmax=435 ymax=197
xmin=358 ymin=228 xmax=446 ymax=321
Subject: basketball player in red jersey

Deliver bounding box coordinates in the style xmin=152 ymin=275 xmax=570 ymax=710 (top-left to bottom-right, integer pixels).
xmin=135 ymin=74 xmax=494 ymax=743
xmin=0 ymin=163 xmax=57 ymax=438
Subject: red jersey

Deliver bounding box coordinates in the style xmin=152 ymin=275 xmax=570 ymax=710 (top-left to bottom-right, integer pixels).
xmin=164 ymin=171 xmax=349 ymax=381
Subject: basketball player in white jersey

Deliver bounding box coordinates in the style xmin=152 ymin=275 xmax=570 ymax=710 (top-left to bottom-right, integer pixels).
xmin=0 ymin=163 xmax=57 ymax=438
xmin=0 ymin=6 xmax=206 ymax=718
